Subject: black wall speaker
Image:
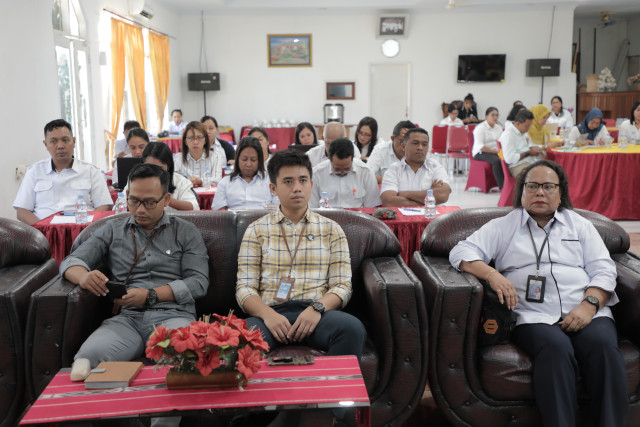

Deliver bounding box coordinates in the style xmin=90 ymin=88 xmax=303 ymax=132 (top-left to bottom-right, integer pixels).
xmin=526 ymin=59 xmax=560 ymax=77
xmin=188 ymin=73 xmax=220 ymax=91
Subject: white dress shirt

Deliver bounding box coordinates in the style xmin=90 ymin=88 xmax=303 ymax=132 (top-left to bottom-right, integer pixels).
xmin=168 ymin=121 xmax=187 ymax=135
xmin=112 ymin=139 xmax=129 ymax=161
xmin=211 ymin=172 xmax=275 ymax=210
xmin=13 ymin=158 xmax=112 ymax=219
xmin=380 ymin=157 xmax=450 ymax=194
xmin=211 ymin=139 xmax=228 ymax=165
xmin=310 ymin=159 xmax=381 ymax=208
xmin=472 ymin=121 xmax=502 ymax=156
xmin=618 ymin=120 xmax=640 ymax=143
xmin=547 ymin=108 xmax=574 ymax=129
xmin=500 ymin=125 xmax=540 ymax=168
xmin=439 ymin=116 xmax=464 ymax=126
xmin=366 ymin=140 xmax=402 ymax=177
xmin=174 ymin=152 xmax=222 ymax=185
xmin=449 ymin=208 xmax=618 ymax=326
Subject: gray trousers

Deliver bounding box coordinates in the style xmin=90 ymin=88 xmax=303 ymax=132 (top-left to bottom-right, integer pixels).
xmin=74 ymin=308 xmax=193 ymax=367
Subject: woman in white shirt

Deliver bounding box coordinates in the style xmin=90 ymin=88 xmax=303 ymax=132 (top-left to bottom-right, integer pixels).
xmin=140 ymin=142 xmax=199 ymax=210
xmin=504 ymin=104 xmax=526 ymax=131
xmin=569 ymin=108 xmax=610 ymax=146
xmin=168 ymin=109 xmax=188 ymax=135
xmin=212 ymin=137 xmax=275 ymax=210
xmin=440 ymin=104 xmax=464 ymax=126
xmin=472 ymin=107 xmax=504 ymax=189
xmin=547 ymin=96 xmax=574 ymax=129
xmin=248 ymin=127 xmax=273 ymax=166
xmin=618 ymin=100 xmax=640 ymax=144
xmin=354 ymin=116 xmax=380 ymax=162
xmin=174 ymin=121 xmax=222 ymax=187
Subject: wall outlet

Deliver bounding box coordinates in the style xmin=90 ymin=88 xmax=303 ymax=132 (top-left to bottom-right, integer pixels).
xmin=16 ymin=164 xmax=27 ymax=180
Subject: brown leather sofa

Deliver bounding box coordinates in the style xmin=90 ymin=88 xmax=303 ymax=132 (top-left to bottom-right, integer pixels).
xmin=411 ymin=207 xmax=640 ymax=426
xmin=25 ymin=209 xmax=428 ymax=426
xmin=0 ymin=218 xmax=58 ymax=427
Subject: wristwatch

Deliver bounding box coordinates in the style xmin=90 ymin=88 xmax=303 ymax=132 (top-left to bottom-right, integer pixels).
xmin=583 ymin=295 xmax=600 ymax=312
xmin=310 ymin=301 xmax=325 ymax=314
xmin=146 ymin=289 xmax=158 ymax=308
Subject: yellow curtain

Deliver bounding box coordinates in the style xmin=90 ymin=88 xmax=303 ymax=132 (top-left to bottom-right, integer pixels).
xmin=148 ymin=32 xmax=171 ymax=134
xmin=106 ymin=18 xmax=126 ymax=161
xmin=124 ymin=23 xmax=147 ymax=130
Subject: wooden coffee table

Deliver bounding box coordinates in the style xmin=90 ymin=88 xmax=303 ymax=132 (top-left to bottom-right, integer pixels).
xmin=20 ymin=355 xmax=370 ymax=426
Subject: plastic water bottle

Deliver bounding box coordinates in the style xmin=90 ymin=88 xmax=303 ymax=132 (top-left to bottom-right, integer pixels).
xmin=319 ymin=192 xmax=331 ymax=209
xmin=618 ymin=134 xmax=628 ymax=150
xmin=114 ymin=192 xmax=127 ymax=214
xmin=424 ymin=190 xmax=436 ymax=219
xmin=203 ymin=166 xmax=212 ymax=188
xmin=75 ymin=195 xmax=89 ymax=224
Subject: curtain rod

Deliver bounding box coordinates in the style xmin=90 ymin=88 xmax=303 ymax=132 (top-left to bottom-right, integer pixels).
xmin=102 ymin=9 xmax=175 ymax=40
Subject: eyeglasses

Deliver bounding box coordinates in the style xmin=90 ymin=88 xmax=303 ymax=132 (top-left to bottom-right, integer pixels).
xmin=186 ymin=135 xmax=206 ymax=142
xmin=127 ymin=195 xmax=166 ymax=209
xmin=524 ymin=182 xmax=559 ymax=193
xmin=358 ymin=131 xmax=372 ymax=138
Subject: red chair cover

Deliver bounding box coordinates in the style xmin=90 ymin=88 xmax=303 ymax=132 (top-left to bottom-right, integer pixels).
xmin=496 ymin=141 xmax=515 ymax=207
xmin=465 ymin=130 xmax=498 ymax=193
xmin=431 ymin=125 xmax=448 ymax=154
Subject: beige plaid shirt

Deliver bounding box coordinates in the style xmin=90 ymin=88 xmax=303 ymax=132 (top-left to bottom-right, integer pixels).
xmin=236 ymin=208 xmax=352 ymax=309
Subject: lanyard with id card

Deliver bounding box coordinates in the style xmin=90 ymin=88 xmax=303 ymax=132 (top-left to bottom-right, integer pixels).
xmin=275 ymin=221 xmax=308 ymax=302
xmin=525 ymin=220 xmax=554 ymax=303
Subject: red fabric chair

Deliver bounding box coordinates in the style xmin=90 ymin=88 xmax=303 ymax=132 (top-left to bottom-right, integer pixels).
xmin=431 ymin=125 xmax=447 ymax=153
xmin=603 ymin=118 xmax=615 ymax=127
xmin=464 ymin=130 xmax=498 ymax=193
xmin=496 ymin=141 xmax=515 ymax=206
xmin=446 ymin=125 xmax=469 ymax=174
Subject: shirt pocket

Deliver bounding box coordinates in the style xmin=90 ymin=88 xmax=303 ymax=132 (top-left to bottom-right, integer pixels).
xmin=34 ymin=180 xmax=54 ymax=208
xmin=558 ymin=237 xmax=584 ymax=268
xmin=70 ymin=180 xmax=92 ymax=202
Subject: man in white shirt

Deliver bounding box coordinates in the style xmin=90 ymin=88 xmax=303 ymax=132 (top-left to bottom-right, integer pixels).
xmin=13 ymin=119 xmax=113 ymax=225
xmin=500 ymin=109 xmax=543 ymax=178
xmin=307 ymin=122 xmax=359 ymax=167
xmin=310 ymin=138 xmax=381 ymax=208
xmin=111 ymin=120 xmax=140 ymax=166
xmin=366 ymin=120 xmax=415 ymax=184
xmin=381 ymin=128 xmax=451 ymax=206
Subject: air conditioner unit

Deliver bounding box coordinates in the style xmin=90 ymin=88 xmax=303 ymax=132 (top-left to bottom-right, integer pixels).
xmin=129 ymin=0 xmax=154 ymax=20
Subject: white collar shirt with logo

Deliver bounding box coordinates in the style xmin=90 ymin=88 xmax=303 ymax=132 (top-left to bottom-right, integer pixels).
xmin=366 ymin=140 xmax=402 ymax=178
xmin=211 ymin=172 xmax=275 ymax=210
xmin=380 ymin=157 xmax=450 ymax=194
xmin=13 ymin=158 xmax=112 ymax=219
xmin=310 ymin=159 xmax=381 ymax=208
xmin=449 ymin=208 xmax=618 ymax=326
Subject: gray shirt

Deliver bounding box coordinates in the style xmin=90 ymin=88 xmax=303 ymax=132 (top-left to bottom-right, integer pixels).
xmin=60 ymin=214 xmax=209 ymax=317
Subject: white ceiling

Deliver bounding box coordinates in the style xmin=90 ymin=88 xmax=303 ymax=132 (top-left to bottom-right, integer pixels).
xmin=151 ymin=0 xmax=640 ymax=18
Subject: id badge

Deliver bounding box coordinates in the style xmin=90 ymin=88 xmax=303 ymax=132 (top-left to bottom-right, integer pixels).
xmin=526 ymin=275 xmax=546 ymax=303
xmin=275 ymin=277 xmax=294 ymax=301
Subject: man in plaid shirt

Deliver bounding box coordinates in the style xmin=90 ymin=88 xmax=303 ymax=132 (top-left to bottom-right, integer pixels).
xmin=236 ymin=150 xmax=366 ymax=358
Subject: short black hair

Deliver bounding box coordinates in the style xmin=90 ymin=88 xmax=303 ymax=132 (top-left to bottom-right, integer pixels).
xmin=550 ymin=96 xmax=563 ymax=106
xmin=171 ymin=109 xmax=182 ymax=116
xmin=513 ymin=160 xmax=573 ymax=210
xmin=630 ymin=100 xmax=640 ymax=125
xmin=126 ymin=127 xmax=149 ymax=143
xmin=127 ymin=163 xmax=170 ymax=194
xmin=329 ymin=138 xmax=354 ymax=160
xmin=447 ymin=104 xmax=459 ymax=114
xmin=231 ymin=137 xmax=265 ymax=179
xmin=142 ymin=142 xmax=176 ymax=193
xmin=201 ymin=115 xmax=218 ymax=127
xmin=514 ymin=109 xmax=534 ymax=123
xmin=267 ymin=150 xmax=312 ymax=184
xmin=123 ymin=120 xmax=141 ymax=132
xmin=485 ymin=106 xmax=498 ymax=116
xmin=392 ymin=120 xmax=415 ymax=137
xmin=507 ymin=104 xmax=526 ymax=121
xmin=44 ymin=119 xmax=72 ymax=137
xmin=403 ymin=127 xmax=429 ymax=143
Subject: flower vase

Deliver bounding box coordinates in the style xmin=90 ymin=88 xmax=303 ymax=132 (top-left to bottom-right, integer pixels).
xmin=166 ymin=369 xmax=248 ymax=390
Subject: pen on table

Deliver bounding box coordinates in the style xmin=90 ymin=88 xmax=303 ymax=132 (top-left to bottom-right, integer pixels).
xmin=403 ymin=208 xmax=423 ymax=212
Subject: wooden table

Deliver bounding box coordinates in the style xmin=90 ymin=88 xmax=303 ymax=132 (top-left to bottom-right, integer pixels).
xmin=20 ymin=356 xmax=370 ymax=426
xmin=33 ymin=211 xmax=116 ymax=264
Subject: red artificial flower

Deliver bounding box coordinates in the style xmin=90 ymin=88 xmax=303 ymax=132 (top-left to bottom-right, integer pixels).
xmin=206 ymin=323 xmax=241 ymax=347
xmin=147 ymin=325 xmax=169 ymax=347
xmin=169 ymin=327 xmax=199 ymax=353
xmin=190 ymin=320 xmax=210 ymax=337
xmin=239 ymin=327 xmax=269 ymax=352
xmin=194 ymin=348 xmax=221 ymax=376
xmin=213 ymin=312 xmax=247 ymax=330
xmin=145 ymin=343 xmax=165 ymax=360
xmin=145 ymin=326 xmax=170 ymax=360
xmin=237 ymin=346 xmax=262 ymax=380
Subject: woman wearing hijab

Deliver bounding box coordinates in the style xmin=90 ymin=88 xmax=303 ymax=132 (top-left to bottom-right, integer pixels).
xmin=529 ymin=105 xmax=563 ymax=149
xmin=568 ymin=108 xmax=610 ymax=146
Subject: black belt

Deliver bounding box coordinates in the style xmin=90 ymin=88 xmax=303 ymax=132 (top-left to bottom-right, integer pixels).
xmin=127 ymin=307 xmax=169 ymax=312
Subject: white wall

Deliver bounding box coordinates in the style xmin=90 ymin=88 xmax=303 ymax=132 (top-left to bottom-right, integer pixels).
xmin=177 ymin=7 xmax=576 ymax=140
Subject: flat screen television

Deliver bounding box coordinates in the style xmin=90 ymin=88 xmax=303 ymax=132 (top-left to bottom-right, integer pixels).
xmin=457 ymin=54 xmax=506 ymax=83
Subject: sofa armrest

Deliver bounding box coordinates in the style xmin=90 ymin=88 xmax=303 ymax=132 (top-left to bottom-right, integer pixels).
xmin=361 ymin=256 xmax=428 ymax=427
xmin=25 ymin=277 xmax=110 ymax=401
xmin=611 ymin=253 xmax=640 ymax=347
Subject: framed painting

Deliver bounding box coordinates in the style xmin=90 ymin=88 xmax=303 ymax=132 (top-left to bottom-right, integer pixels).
xmin=379 ymin=16 xmax=406 ymax=36
xmin=268 ymin=34 xmax=312 ymax=67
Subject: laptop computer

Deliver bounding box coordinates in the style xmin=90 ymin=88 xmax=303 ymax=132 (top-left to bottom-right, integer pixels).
xmin=114 ymin=157 xmax=143 ymax=190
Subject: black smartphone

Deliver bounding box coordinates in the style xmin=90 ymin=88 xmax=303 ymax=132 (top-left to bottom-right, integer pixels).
xmin=268 ymin=355 xmax=314 ymax=366
xmin=106 ymin=281 xmax=127 ymax=299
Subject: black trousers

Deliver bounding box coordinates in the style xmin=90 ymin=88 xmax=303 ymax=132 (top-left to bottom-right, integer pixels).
xmin=513 ymin=317 xmax=628 ymax=427
xmin=473 ymin=152 xmax=504 ymax=189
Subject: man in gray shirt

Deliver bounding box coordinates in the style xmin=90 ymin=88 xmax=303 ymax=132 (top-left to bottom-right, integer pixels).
xmin=62 ymin=163 xmax=209 ymax=380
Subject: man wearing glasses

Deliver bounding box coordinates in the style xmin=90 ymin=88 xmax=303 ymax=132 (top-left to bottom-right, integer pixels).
xmin=60 ymin=163 xmax=209 ymax=381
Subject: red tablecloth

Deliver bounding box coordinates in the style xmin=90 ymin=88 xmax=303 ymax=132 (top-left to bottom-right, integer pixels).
xmin=20 ymin=356 xmax=369 ymax=425
xmin=547 ymin=149 xmax=640 ymax=220
xmin=350 ymin=206 xmax=460 ymax=264
xmin=194 ymin=187 xmax=217 ymax=210
xmin=240 ymin=126 xmax=296 ymax=152
xmin=105 ymin=170 xmax=113 ymax=186
xmin=153 ymin=137 xmax=182 ymax=154
xmin=219 ymin=129 xmax=236 ymax=144
xmin=33 ymin=211 xmax=116 ymax=264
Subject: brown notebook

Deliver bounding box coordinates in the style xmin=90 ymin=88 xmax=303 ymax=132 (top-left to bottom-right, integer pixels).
xmin=84 ymin=361 xmax=143 ymax=389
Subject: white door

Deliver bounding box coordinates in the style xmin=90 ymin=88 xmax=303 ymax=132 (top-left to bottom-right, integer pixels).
xmin=370 ymin=63 xmax=410 ymax=141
